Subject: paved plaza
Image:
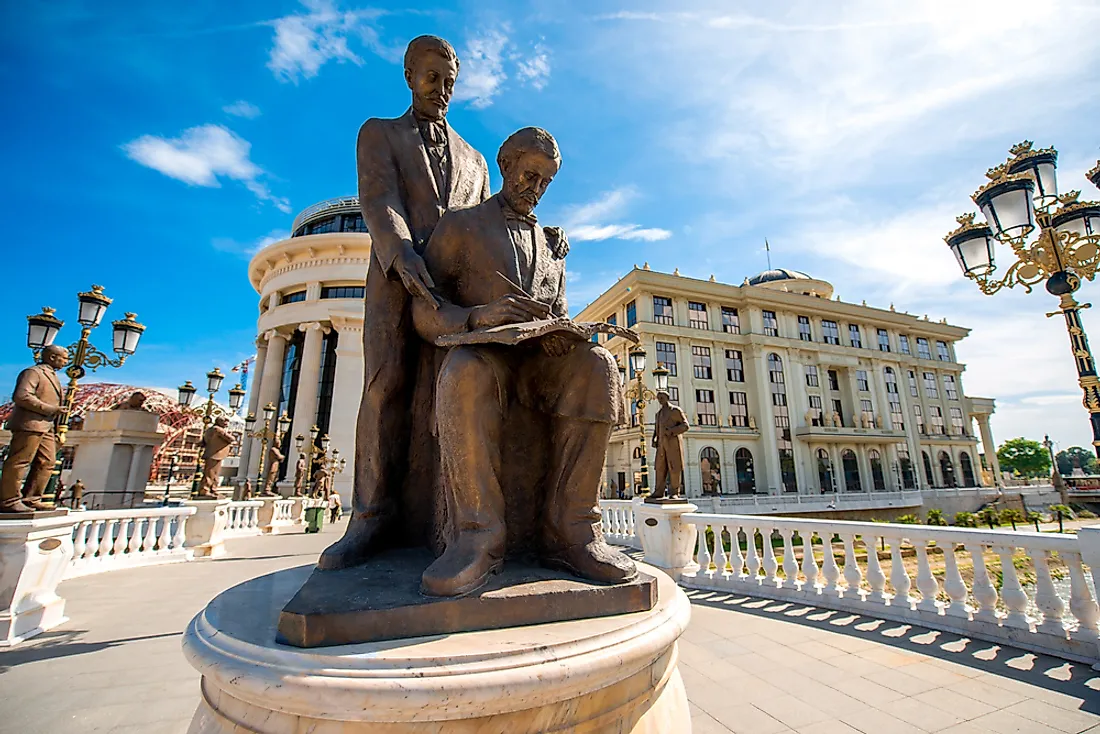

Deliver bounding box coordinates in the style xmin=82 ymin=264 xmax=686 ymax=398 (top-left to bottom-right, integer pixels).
xmin=0 ymin=521 xmax=1097 ymax=734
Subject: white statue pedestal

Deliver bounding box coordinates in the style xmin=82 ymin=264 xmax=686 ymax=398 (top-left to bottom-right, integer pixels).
xmin=0 ymin=512 xmax=78 ymax=645
xmin=182 ymin=562 xmax=692 ymax=733
xmin=634 ymin=499 xmax=700 ymax=581
xmin=183 ymin=499 xmax=231 ymax=558
xmin=258 ymin=498 xmax=295 ymax=535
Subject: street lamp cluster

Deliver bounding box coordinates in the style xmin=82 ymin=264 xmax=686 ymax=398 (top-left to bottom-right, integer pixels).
xmin=946 ymin=143 xmax=1100 ymax=456
xmin=294 ymin=428 xmax=346 ymax=496
xmin=243 ymin=404 xmax=291 ymax=496
xmin=177 ymin=368 xmax=246 ymax=498
xmin=618 ymin=346 xmax=669 ymax=496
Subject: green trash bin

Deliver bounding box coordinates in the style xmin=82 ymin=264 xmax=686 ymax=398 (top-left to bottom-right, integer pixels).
xmin=304 ymin=506 xmax=325 ymax=534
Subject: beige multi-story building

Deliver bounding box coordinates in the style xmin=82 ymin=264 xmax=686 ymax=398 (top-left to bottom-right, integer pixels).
xmin=577 ymin=266 xmax=1001 ymax=508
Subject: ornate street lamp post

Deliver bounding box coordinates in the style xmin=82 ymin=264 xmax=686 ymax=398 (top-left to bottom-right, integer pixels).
xmin=294 ymin=430 xmax=344 ymax=496
xmin=178 ymin=368 xmax=244 ymax=498
xmin=619 ymin=347 xmax=669 ymax=496
xmin=945 ymin=143 xmax=1100 ymax=457
xmin=242 ymin=404 xmax=291 ymax=496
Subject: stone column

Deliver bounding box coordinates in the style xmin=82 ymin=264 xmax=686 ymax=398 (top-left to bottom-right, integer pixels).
xmin=328 ymin=321 xmax=363 ymax=504
xmin=237 ymin=337 xmax=268 ymax=480
xmin=287 ymin=322 xmax=329 ymax=473
xmin=749 ymin=348 xmax=782 ymax=494
xmin=974 ymin=414 xmax=1002 ymax=486
xmin=123 ymin=444 xmax=145 ymax=507
xmin=248 ymin=330 xmax=288 ymax=480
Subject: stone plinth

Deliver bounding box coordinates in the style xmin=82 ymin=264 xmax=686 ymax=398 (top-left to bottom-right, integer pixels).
xmin=183 ymin=499 xmax=231 ymax=558
xmin=66 ymin=409 xmax=163 ymax=510
xmin=258 ymin=498 xmax=295 ymax=535
xmin=634 ymin=498 xmax=700 ymax=581
xmin=0 ymin=512 xmax=77 ymax=645
xmin=182 ymin=562 xmax=691 ymax=733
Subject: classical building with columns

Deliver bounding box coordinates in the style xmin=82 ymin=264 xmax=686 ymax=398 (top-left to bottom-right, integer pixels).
xmin=576 ymin=266 xmax=1002 ymax=506
xmin=238 ymin=197 xmax=369 ymax=501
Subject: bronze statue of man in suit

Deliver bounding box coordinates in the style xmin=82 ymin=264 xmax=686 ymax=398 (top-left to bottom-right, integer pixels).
xmin=412 ymin=127 xmax=637 ymax=597
xmin=651 ymin=390 xmax=689 ymax=500
xmin=1 ymin=344 xmax=68 ymax=512
xmin=320 ymin=35 xmax=492 ymax=570
xmin=198 ymin=416 xmax=234 ymax=499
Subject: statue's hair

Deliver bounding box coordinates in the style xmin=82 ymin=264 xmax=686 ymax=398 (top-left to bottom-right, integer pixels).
xmin=656 ymin=390 xmax=670 ymax=401
xmin=404 ymin=35 xmax=459 ymax=73
xmin=497 ymin=127 xmax=561 ymax=175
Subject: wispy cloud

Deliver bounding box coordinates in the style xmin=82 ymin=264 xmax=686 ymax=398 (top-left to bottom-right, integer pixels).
xmin=561 ymin=187 xmax=672 ymax=242
xmin=515 ymin=42 xmax=550 ymax=91
xmin=212 ymin=229 xmax=289 ymax=258
xmin=453 ymin=28 xmax=553 ymax=108
xmin=122 ymin=124 xmax=290 ymax=213
xmin=222 ymin=100 xmax=261 ymax=118
xmin=267 ymin=0 xmax=396 ymax=82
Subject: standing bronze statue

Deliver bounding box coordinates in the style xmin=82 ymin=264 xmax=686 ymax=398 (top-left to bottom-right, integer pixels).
xmin=264 ymin=444 xmax=284 ymax=496
xmin=70 ymin=478 xmax=85 ymax=509
xmin=293 ymin=453 xmax=308 ymax=496
xmin=412 ymin=127 xmax=636 ymax=596
xmin=1 ymin=345 xmax=68 ymax=512
xmin=320 ymin=35 xmax=492 ymax=570
xmin=311 ymin=465 xmax=330 ymax=499
xmin=198 ymin=416 xmax=234 ymax=499
xmin=650 ymin=390 xmax=689 ymax=501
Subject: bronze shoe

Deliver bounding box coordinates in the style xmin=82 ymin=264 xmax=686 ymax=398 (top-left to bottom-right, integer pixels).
xmin=1 ymin=500 xmax=34 ymax=513
xmin=542 ymin=539 xmax=638 ymax=585
xmin=317 ymin=515 xmax=387 ymax=570
xmin=420 ymin=538 xmax=503 ymax=597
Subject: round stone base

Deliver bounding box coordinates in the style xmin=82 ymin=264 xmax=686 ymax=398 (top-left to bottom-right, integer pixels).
xmin=182 ymin=561 xmax=691 ymax=733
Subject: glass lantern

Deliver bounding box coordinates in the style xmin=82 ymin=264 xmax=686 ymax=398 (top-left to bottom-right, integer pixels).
xmin=652 ymin=365 xmax=670 ymax=391
xmin=1007 ymin=143 xmax=1058 ymax=208
xmin=1051 ymin=200 xmax=1100 ymax=239
xmin=628 ymin=346 xmax=646 ymax=376
xmin=321 ymin=434 xmax=331 ymax=452
xmin=244 ymin=413 xmax=257 ymax=432
xmin=206 ymin=367 xmax=225 ymax=394
xmin=77 ymin=285 xmax=112 ymax=327
xmin=944 ymin=214 xmax=996 ymax=276
xmin=278 ymin=413 xmax=292 ymax=435
xmin=972 ymin=174 xmax=1035 ymax=241
xmin=262 ymin=402 xmax=276 ymax=422
xmin=111 ymin=312 xmax=145 ymax=355
xmin=27 ymin=307 xmax=63 ymax=350
xmin=295 ymin=434 xmax=305 ymax=449
xmin=177 ymin=381 xmax=197 ymax=408
xmin=227 ymin=383 xmax=246 ymax=412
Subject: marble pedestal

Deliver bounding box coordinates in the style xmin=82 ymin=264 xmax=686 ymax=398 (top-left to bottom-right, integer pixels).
xmin=183 ymin=562 xmax=692 ymax=733
xmin=0 ymin=512 xmax=77 ymax=645
xmin=633 ymin=499 xmax=700 ymax=581
xmin=183 ymin=499 xmax=230 ymax=558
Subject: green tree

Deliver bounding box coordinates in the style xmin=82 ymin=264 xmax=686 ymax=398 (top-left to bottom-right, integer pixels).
xmin=1049 ymin=504 xmax=1073 ymax=533
xmin=978 ymin=508 xmax=1000 ymax=529
xmin=1056 ymin=446 xmax=1098 ymax=475
xmin=1027 ymin=511 xmax=1043 ymax=532
xmin=926 ymin=508 xmax=948 ymax=526
xmin=997 ymin=438 xmax=1052 ymax=478
xmin=1000 ymin=508 xmax=1025 ymax=531
xmin=953 ymin=511 xmax=978 ymax=528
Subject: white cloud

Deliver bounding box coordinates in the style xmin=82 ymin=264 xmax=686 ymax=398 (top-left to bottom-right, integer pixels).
xmin=223 ymin=100 xmax=261 ymax=119
xmin=212 ymin=229 xmax=289 ymax=258
xmin=454 ymin=30 xmax=508 ymax=109
xmin=267 ymin=0 xmax=371 ymax=82
xmin=123 ymin=124 xmax=290 ymax=213
xmin=561 ymin=187 xmax=672 ymax=243
xmin=515 ymin=43 xmax=551 ymax=90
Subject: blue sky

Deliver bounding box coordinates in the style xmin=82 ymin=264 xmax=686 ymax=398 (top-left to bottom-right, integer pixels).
xmin=2 ymin=0 xmax=1099 ymax=453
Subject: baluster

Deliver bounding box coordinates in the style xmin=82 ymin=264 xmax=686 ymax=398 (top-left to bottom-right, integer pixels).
xmin=98 ymin=519 xmax=116 ymax=558
xmin=745 ymin=524 xmax=761 ymax=584
xmin=914 ymin=537 xmax=940 ymax=613
xmin=968 ymin=543 xmax=999 ymax=622
xmin=865 ymin=534 xmax=888 ymax=604
xmin=249 ymin=506 xmax=258 ymax=528
xmin=729 ymin=524 xmax=745 ymax=580
xmin=841 ymin=532 xmax=863 ymax=599
xmin=887 ymin=536 xmax=911 ymax=609
xmin=600 ymin=505 xmax=610 ymax=535
xmin=762 ymin=526 xmax=779 ymax=585
xmin=696 ymin=523 xmax=711 ymax=573
xmin=626 ymin=507 xmax=635 ymax=537
xmin=128 ymin=518 xmax=144 ymax=554
xmin=142 ymin=516 xmax=158 ymax=552
xmin=941 ymin=541 xmax=969 ymax=618
xmin=712 ymin=523 xmax=728 ymax=578
xmin=72 ymin=520 xmax=89 ymax=561
xmin=615 ymin=507 xmax=625 ymax=538
xmin=173 ymin=516 xmax=188 ymax=550
xmin=1032 ymin=550 xmax=1066 ymax=636
xmin=782 ymin=528 xmax=799 ymax=589
xmin=800 ymin=528 xmax=819 ymax=593
xmin=158 ymin=514 xmax=173 ymax=550
xmin=821 ymin=531 xmax=841 ymax=596
xmin=1064 ymin=552 xmax=1099 ymax=640
xmin=114 ymin=519 xmax=133 ymax=555
xmin=994 ymin=545 xmax=1029 ymax=629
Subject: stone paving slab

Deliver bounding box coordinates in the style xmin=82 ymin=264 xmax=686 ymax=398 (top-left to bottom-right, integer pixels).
xmin=0 ymin=526 xmax=1097 ymax=733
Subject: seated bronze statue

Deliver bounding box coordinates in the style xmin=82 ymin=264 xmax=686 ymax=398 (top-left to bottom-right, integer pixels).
xmin=412 ymin=127 xmax=637 ymax=597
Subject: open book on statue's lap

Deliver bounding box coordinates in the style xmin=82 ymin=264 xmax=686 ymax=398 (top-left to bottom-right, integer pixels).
xmin=435 ymin=318 xmax=640 ymax=348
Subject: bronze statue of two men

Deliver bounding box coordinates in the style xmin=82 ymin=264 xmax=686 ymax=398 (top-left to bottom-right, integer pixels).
xmin=321 ymin=35 xmax=636 ymax=597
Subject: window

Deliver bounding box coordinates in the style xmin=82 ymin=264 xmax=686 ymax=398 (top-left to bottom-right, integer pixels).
xmin=805 ymin=364 xmax=819 ymax=387
xmin=653 ymin=296 xmax=674 ymax=325
xmin=281 ymin=290 xmax=307 ymax=304
xmin=842 ymin=449 xmax=861 ymax=492
xmin=724 ymin=349 xmax=744 ymax=382
xmin=849 ymin=324 xmax=862 ymax=348
xmin=606 ymin=313 xmax=617 ymax=326
xmin=667 ymin=386 xmax=680 ymax=403
xmin=769 ymin=354 xmax=797 ymax=492
xmin=827 ymin=369 xmax=840 ymax=391
xmin=899 ymin=335 xmax=911 ymax=355
xmin=340 ymin=213 xmax=368 ymax=233
xmin=943 ymin=374 xmax=959 ymax=400
xmin=60 ymin=446 xmax=77 ymax=470
xmin=822 ymin=320 xmax=840 ymax=345
xmin=878 ymin=329 xmax=890 ymax=352
xmin=763 ymin=310 xmax=779 ymax=337
xmin=630 ymin=400 xmax=638 ymax=427
xmin=922 ymin=451 xmax=935 ymax=486
xmin=590 ymin=333 xmax=598 ymax=344
xmin=696 ymin=389 xmax=717 ymax=426
xmin=960 ymin=452 xmax=977 ymax=487
xmin=700 ymin=447 xmax=722 ymax=494
xmin=320 ymin=285 xmax=365 ymax=299
xmin=929 ymin=406 xmax=945 ymax=435
xmin=914 ymin=405 xmax=925 ymax=434
xmin=856 ymin=370 xmax=869 ymax=392
xmin=688 ymin=301 xmax=708 ymax=329
xmin=313 ymin=330 xmax=339 ymax=439
xmin=908 ymin=370 xmax=919 ymax=397
xmin=721 ymin=307 xmax=740 ymax=334
xmin=937 ymin=341 xmax=951 ymax=362
xmin=809 ymin=394 xmax=823 ymax=426
xmin=626 ymin=300 xmax=637 ymax=327
xmin=917 ymin=337 xmax=932 ymax=360
xmin=861 ymin=398 xmax=874 ymax=427
xmin=869 ymin=449 xmax=886 ymax=491
xmin=798 ymin=315 xmax=812 ymax=342
xmin=898 ymin=448 xmax=917 ymax=489
xmin=885 ymin=368 xmax=904 ymax=430
xmin=923 ymin=371 xmax=939 ymax=399
xmin=817 ymin=449 xmax=835 ymax=493
xmin=692 ymin=346 xmax=713 ymax=380
xmin=729 ymin=391 xmax=748 ymax=427
xmin=949 ymin=406 xmax=965 ymax=435
xmin=833 ymin=399 xmax=844 ymax=426
xmin=939 ymin=451 xmax=958 ymax=488
xmin=655 ymin=341 xmax=677 ymax=376
xmin=735 ymin=448 xmax=756 ymax=494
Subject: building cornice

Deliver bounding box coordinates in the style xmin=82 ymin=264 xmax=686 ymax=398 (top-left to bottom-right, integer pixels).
xmin=248 ymin=232 xmax=372 ymax=293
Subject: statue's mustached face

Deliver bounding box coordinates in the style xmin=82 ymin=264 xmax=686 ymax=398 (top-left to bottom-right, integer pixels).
xmin=406 ymin=54 xmax=457 ymax=120
xmin=502 ymin=151 xmax=560 ymax=215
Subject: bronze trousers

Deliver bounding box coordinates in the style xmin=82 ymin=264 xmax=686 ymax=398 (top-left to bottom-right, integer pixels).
xmin=653 ymin=442 xmax=684 ymax=497
xmin=0 ymin=429 xmax=56 ymax=509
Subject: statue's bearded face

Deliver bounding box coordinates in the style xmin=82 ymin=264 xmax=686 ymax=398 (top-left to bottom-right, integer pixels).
xmin=501 ymin=150 xmax=559 ymax=215
xmin=405 ymin=53 xmax=457 ymax=120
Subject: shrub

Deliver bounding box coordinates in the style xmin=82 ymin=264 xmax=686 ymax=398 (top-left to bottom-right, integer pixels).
xmin=926 ymin=508 xmax=948 ymax=526
xmin=895 ymin=514 xmax=921 ymax=524
xmin=978 ymin=508 xmax=1000 ymax=529
xmin=1077 ymin=509 xmax=1097 ymax=519
xmin=954 ymin=511 xmax=978 ymax=528
xmin=1000 ymin=508 xmax=1025 ymax=531
xmin=1027 ymin=511 xmax=1043 ymax=532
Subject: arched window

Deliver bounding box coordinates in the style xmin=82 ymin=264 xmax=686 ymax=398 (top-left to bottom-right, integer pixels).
xmin=869 ymin=449 xmax=886 ymax=491
xmin=768 ymin=353 xmax=797 ymax=492
xmin=816 ymin=448 xmax=835 ymax=493
xmin=940 ymin=451 xmax=958 ymax=488
xmin=700 ymin=447 xmax=722 ymax=495
xmin=842 ymin=449 xmax=861 ymax=492
xmin=898 ymin=448 xmax=916 ymax=489
xmin=735 ymin=448 xmax=755 ymax=495
xmin=922 ymin=451 xmax=935 ymax=487
xmin=959 ymin=451 xmax=976 ymax=487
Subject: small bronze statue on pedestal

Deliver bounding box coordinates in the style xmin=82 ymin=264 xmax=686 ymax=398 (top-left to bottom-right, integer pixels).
xmin=264 ymin=444 xmax=284 ymax=496
xmin=293 ymin=453 xmax=308 ymax=496
xmin=197 ymin=417 xmax=234 ymax=500
xmin=650 ymin=390 xmax=689 ymax=502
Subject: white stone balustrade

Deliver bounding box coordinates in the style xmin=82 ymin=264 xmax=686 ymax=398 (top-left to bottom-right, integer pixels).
xmin=65 ymin=506 xmax=196 ymax=579
xmin=599 ymin=499 xmax=640 ymax=549
xmin=223 ymin=500 xmax=265 ymax=538
xmin=259 ymin=498 xmax=297 ymax=535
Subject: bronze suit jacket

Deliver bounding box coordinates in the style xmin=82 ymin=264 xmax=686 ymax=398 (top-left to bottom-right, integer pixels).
xmin=201 ymin=425 xmax=235 ymax=461
xmin=7 ymin=364 xmax=63 ymax=434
